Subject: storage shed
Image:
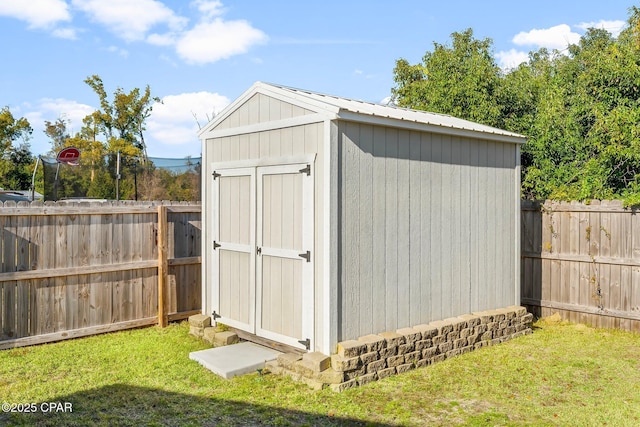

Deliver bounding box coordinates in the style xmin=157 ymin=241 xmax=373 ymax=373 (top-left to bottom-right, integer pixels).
xmin=199 ymin=82 xmax=526 ymax=355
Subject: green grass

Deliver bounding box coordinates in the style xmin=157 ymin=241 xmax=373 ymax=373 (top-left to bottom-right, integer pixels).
xmin=1 ymin=319 xmax=639 ymax=426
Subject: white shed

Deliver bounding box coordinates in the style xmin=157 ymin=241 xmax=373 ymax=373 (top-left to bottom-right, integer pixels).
xmin=199 ymin=82 xmax=526 ymax=355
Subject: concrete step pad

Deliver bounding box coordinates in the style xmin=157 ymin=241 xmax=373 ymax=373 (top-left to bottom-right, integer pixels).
xmin=190 ymin=342 xmax=282 ymax=379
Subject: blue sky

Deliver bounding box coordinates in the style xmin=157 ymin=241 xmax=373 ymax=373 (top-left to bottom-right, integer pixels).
xmin=0 ymin=0 xmax=632 ymax=158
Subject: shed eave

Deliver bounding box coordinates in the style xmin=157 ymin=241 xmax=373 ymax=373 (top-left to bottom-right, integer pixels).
xmin=335 ymin=111 xmax=527 ymax=144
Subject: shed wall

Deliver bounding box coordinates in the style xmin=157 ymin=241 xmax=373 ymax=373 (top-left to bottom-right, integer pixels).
xmin=202 ymin=105 xmax=327 ymax=350
xmin=337 ymin=121 xmax=517 ymax=341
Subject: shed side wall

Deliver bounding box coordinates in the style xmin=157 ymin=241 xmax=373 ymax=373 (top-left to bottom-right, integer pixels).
xmin=338 ymin=121 xmax=517 ymax=341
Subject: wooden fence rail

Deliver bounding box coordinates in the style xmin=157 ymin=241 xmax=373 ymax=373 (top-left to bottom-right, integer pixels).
xmin=5 ymin=198 xmax=639 ymax=350
xmin=0 ymin=201 xmax=201 ymax=349
xmin=521 ymin=200 xmax=640 ymax=332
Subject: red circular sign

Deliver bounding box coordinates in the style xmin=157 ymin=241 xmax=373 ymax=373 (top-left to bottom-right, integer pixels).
xmin=57 ymin=147 xmax=80 ymax=165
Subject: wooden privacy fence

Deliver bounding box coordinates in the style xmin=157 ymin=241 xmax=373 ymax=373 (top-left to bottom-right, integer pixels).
xmin=0 ymin=201 xmax=201 ymax=349
xmin=521 ymin=200 xmax=640 ymax=332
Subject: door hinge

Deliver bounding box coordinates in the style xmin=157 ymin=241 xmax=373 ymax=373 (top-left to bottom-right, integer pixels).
xmin=212 ymin=171 xmax=221 ymax=179
xmin=298 ymin=338 xmax=310 ymax=350
xmin=212 ymin=311 xmax=221 ymax=320
xmin=298 ymin=250 xmax=311 ymax=262
xmin=299 ymin=164 xmax=310 ymax=176
xmin=213 ymin=241 xmax=221 ymax=250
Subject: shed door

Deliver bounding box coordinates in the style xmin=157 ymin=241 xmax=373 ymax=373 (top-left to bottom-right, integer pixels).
xmin=211 ymin=167 xmax=256 ymax=333
xmin=256 ymin=164 xmax=314 ymax=350
xmin=211 ymin=163 xmax=314 ymax=351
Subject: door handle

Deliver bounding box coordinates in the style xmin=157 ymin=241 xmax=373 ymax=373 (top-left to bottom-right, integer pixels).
xmin=257 ymin=246 xmax=262 ymax=255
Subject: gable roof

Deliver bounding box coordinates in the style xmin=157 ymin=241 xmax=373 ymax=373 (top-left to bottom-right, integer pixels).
xmin=199 ymin=81 xmax=526 ymax=144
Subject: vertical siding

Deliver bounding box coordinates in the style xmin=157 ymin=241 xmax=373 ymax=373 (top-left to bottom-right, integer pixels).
xmin=371 ymin=126 xmax=387 ymax=335
xmin=338 ymin=122 xmax=517 ymax=341
xmin=202 ymin=94 xmax=326 ymax=350
xmin=213 ymin=94 xmax=315 ymax=131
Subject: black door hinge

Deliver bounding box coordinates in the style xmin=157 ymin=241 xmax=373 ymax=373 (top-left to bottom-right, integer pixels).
xmin=213 ymin=241 xmax=221 ymax=250
xmin=298 ymin=250 xmax=310 ymax=262
xmin=298 ymin=338 xmax=310 ymax=350
xmin=299 ymin=164 xmax=310 ymax=176
xmin=212 ymin=311 xmax=221 ymax=320
xmin=212 ymin=171 xmax=221 ymax=179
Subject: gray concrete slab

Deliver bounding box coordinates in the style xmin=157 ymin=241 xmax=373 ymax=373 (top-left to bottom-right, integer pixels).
xmin=189 ymin=342 xmax=282 ymax=379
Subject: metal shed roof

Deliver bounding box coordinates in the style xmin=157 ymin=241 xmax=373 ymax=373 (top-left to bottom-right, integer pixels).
xmin=200 ymin=82 xmax=526 ymax=144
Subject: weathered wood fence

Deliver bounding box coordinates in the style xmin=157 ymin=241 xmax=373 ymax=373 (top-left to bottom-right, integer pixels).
xmin=521 ymin=200 xmax=640 ymax=332
xmin=0 ymin=201 xmax=201 ymax=349
xmin=5 ymin=198 xmax=640 ymax=350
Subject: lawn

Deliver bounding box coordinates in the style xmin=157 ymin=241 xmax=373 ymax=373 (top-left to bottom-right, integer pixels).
xmin=1 ymin=317 xmax=639 ymax=426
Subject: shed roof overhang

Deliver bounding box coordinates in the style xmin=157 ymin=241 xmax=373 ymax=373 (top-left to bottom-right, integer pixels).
xmin=199 ymin=82 xmax=527 ymax=145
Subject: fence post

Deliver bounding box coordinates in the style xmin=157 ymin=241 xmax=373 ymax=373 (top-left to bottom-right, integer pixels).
xmin=158 ymin=205 xmax=168 ymax=327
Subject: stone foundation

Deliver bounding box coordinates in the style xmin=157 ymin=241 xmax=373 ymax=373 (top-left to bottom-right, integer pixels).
xmin=188 ymin=314 xmax=239 ymax=347
xmin=266 ymin=306 xmax=533 ymax=391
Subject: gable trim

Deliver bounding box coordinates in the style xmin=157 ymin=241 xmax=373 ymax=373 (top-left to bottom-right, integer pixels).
xmin=198 ymin=82 xmax=338 ymax=137
xmin=200 ymin=113 xmax=328 ymax=139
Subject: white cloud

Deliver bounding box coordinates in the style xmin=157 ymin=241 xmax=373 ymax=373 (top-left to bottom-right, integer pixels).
xmin=71 ymin=0 xmax=187 ymax=42
xmin=34 ymin=98 xmax=95 ymax=128
xmin=0 ymin=0 xmax=71 ymax=28
xmin=107 ymin=45 xmax=129 ymax=58
xmin=2 ymin=0 xmax=267 ymax=66
xmin=175 ymin=18 xmax=267 ymax=64
xmin=22 ymin=99 xmax=95 ymax=155
xmin=51 ymin=27 xmax=78 ymax=39
xmin=496 ymin=49 xmax=530 ymax=71
xmin=192 ymin=0 xmax=225 ymax=19
xmin=147 ymin=33 xmax=177 ymax=46
xmin=70 ymin=0 xmax=267 ymax=65
xmin=513 ymin=24 xmax=581 ymax=51
xmin=146 ymin=92 xmax=229 ymax=155
xmin=576 ymin=20 xmax=626 ymax=38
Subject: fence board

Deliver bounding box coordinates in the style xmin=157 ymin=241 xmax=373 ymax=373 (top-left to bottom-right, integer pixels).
xmin=522 ymin=200 xmax=640 ymax=333
xmin=0 ymin=201 xmax=201 ymax=349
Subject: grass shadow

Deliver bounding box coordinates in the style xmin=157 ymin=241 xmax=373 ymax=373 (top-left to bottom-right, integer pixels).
xmin=1 ymin=383 xmax=392 ymax=427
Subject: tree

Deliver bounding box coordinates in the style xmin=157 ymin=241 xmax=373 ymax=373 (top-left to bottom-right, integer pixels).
xmin=0 ymin=106 xmax=32 ymax=155
xmin=519 ymin=16 xmax=640 ymax=201
xmin=0 ymin=107 xmax=34 ymax=190
xmin=43 ymin=116 xmax=112 ymax=199
xmin=391 ymin=6 xmax=640 ymax=204
xmin=43 ymin=117 xmax=70 ymax=153
xmin=392 ymin=28 xmax=502 ymax=127
xmin=84 ymin=75 xmax=160 ymax=159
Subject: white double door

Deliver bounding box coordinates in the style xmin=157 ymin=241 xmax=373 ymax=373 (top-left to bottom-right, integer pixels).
xmin=211 ymin=163 xmax=314 ymax=350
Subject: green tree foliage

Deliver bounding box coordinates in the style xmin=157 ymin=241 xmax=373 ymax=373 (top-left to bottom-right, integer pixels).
xmin=84 ymin=75 xmax=160 ymax=159
xmin=392 ymin=28 xmax=502 ymax=127
xmin=0 ymin=107 xmax=34 ymax=191
xmin=392 ymin=7 xmax=640 ymax=203
xmin=43 ymin=115 xmax=199 ymax=201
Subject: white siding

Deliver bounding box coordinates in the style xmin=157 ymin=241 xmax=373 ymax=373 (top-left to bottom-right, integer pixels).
xmin=213 ymin=93 xmax=315 ymax=131
xmin=202 ymin=95 xmax=326 ymax=351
